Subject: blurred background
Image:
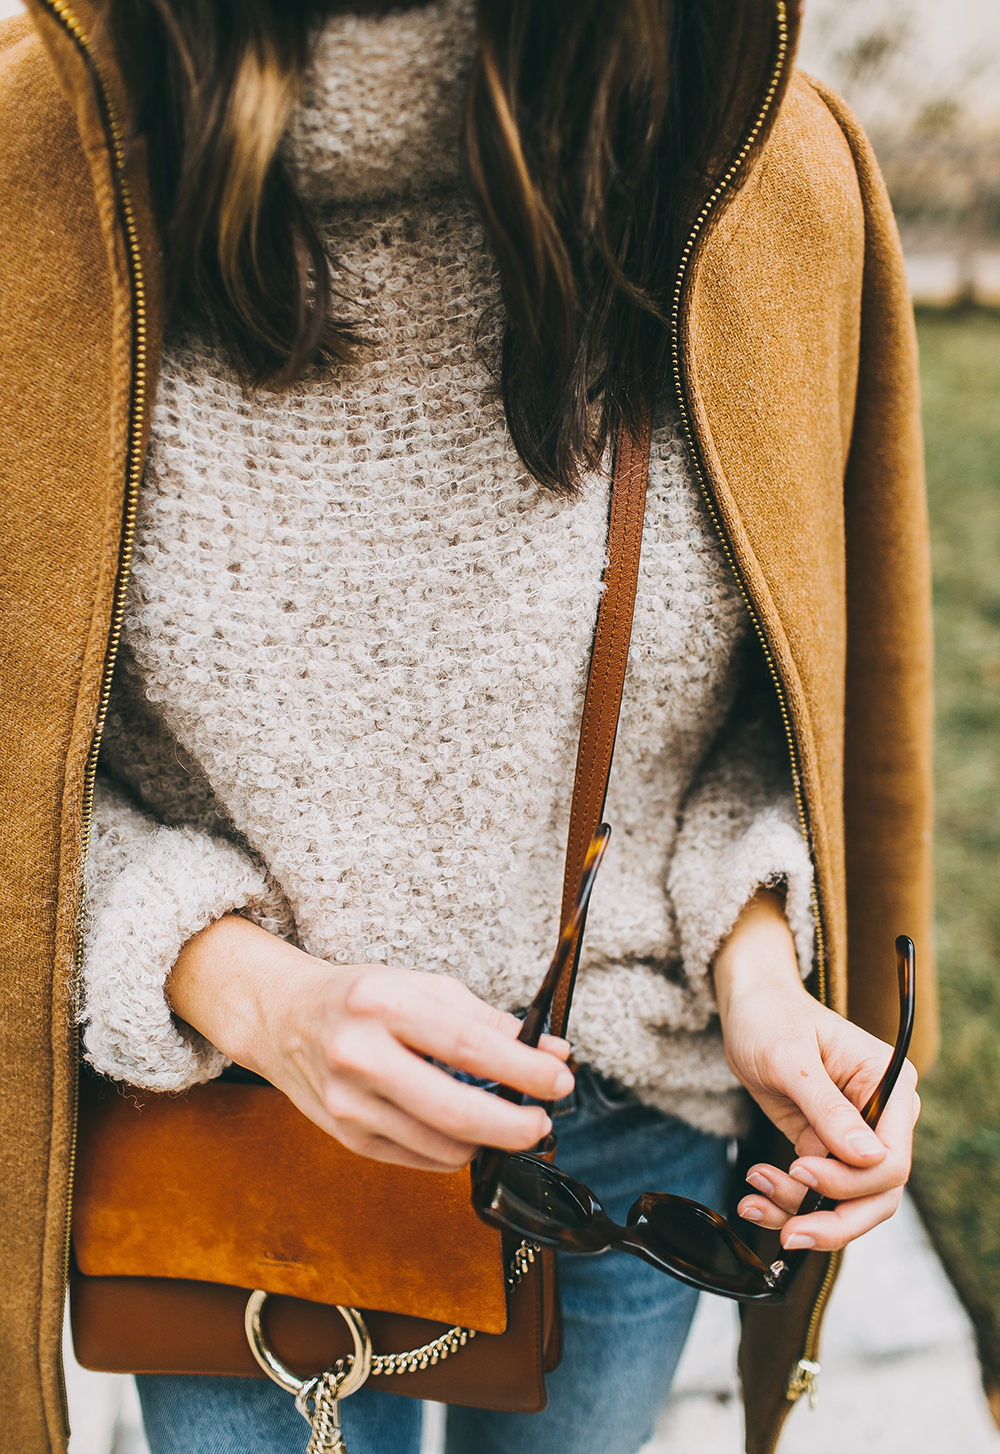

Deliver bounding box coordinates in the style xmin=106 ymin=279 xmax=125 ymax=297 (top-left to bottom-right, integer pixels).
xmin=800 ymin=0 xmax=1000 ymax=306
xmin=799 ymin=0 xmax=1000 ymax=1440
xmin=1 ymin=0 xmax=998 ymax=1450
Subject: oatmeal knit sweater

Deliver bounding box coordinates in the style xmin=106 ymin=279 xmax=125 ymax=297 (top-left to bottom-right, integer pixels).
xmin=80 ymin=0 xmax=814 ymax=1137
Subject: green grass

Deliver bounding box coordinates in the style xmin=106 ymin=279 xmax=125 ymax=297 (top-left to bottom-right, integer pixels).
xmin=908 ymin=310 xmax=1000 ymax=1400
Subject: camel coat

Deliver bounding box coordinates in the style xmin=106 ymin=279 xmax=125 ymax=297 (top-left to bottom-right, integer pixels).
xmin=0 ymin=1 xmax=934 ymax=1451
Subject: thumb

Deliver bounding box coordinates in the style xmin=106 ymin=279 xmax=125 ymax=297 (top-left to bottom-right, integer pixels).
xmin=791 ymin=1061 xmax=885 ymax=1166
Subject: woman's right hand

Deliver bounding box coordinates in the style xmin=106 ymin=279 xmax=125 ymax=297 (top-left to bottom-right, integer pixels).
xmin=167 ymin=913 xmax=573 ymax=1172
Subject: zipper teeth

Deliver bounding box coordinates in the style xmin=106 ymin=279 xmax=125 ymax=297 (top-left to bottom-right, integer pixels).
xmin=666 ymin=0 xmax=838 ymax=1408
xmin=803 ymin=1249 xmax=842 ymax=1361
xmin=44 ymin=0 xmax=148 ymax=1436
xmin=666 ymin=0 xmax=824 ymax=991
xmin=667 ymin=0 xmax=829 ymax=1007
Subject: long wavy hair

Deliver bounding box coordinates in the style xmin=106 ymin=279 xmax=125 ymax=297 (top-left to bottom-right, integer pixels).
xmin=107 ymin=0 xmax=788 ymax=489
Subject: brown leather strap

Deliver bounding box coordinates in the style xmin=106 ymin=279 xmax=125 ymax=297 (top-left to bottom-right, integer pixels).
xmin=550 ymin=410 xmax=654 ymax=1040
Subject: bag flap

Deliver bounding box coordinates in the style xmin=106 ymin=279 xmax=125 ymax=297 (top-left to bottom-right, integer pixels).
xmin=73 ymin=1073 xmax=508 ymax=1334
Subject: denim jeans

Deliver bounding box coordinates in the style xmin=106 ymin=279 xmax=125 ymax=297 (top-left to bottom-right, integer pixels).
xmin=137 ymin=1069 xmax=729 ymax=1454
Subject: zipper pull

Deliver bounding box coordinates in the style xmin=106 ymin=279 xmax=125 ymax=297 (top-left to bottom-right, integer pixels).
xmin=786 ymin=1357 xmax=822 ymax=1409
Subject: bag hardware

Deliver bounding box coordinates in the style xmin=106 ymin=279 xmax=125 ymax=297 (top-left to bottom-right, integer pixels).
xmin=247 ymin=1240 xmax=539 ymax=1451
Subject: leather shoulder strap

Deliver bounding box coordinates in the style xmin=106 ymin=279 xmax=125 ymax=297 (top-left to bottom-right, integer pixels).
xmin=551 ymin=411 xmax=654 ymax=1040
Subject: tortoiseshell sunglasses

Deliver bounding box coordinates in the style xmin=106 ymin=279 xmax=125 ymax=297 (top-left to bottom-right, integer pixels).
xmin=471 ymin=828 xmax=916 ymax=1303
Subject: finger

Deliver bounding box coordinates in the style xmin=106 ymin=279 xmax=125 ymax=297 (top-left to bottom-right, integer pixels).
xmin=793 ymin=1124 xmax=832 ymax=1159
xmin=745 ymin=1165 xmax=808 ymax=1216
xmin=737 ymin=1194 xmax=792 ymax=1231
xmin=495 ymin=1021 xmax=572 ymax=1062
xmin=788 ymin=1069 xmax=917 ymax=1201
xmin=788 ymin=1145 xmax=909 ymax=1202
xmin=538 ymin=1034 xmax=572 ymax=1060
xmin=282 ymin=1076 xmax=477 ymax=1173
xmin=338 ymin=1134 xmax=469 ymax=1174
xmin=344 ymin=975 xmax=575 ymax=1100
xmin=406 ymin=973 xmax=529 ymax=1034
xmin=783 ymin=1057 xmax=888 ymax=1168
xmin=780 ymin=1187 xmax=903 ymax=1251
xmin=324 ymin=1021 xmax=554 ymax=1151
xmin=322 ymin=1083 xmax=478 ymax=1171
xmin=369 ymin=974 xmax=571 ymax=1060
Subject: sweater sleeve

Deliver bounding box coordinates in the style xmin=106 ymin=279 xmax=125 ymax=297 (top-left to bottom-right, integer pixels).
xmin=668 ymin=716 xmax=815 ymax=988
xmin=80 ymin=773 xmax=294 ymax=1091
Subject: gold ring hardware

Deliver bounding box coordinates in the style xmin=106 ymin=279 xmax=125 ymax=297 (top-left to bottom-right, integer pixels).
xmin=245 ymin=1239 xmax=538 ymax=1387
xmin=245 ymin=1293 xmax=373 ymax=1400
xmin=244 ymin=1238 xmax=538 ymax=1449
xmin=246 ymin=1295 xmax=373 ymax=1452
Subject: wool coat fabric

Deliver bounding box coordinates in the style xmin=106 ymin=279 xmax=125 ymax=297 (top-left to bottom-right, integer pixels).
xmin=0 ymin=2 xmax=934 ymax=1453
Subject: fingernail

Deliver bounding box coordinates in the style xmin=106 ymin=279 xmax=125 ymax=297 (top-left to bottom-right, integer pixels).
xmin=739 ymin=1204 xmax=763 ymax=1222
xmin=539 ymin=1114 xmax=553 ymax=1136
xmin=789 ymin=1165 xmax=817 ymax=1188
xmin=784 ymin=1234 xmax=815 ymax=1250
xmin=554 ymin=1069 xmax=575 ymax=1096
xmin=746 ymin=1171 xmax=774 ymax=1196
xmin=846 ymin=1129 xmax=882 ymax=1157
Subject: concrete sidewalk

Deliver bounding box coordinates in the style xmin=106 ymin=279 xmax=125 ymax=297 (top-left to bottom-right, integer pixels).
xmin=66 ymin=1195 xmax=1000 ymax=1453
xmin=649 ymin=1195 xmax=1000 ymax=1452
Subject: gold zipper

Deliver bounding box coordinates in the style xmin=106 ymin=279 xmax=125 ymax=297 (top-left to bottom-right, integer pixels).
xmin=41 ymin=0 xmax=149 ymax=1436
xmin=668 ymin=0 xmax=827 ymax=999
xmin=786 ymin=1248 xmax=843 ymax=1407
xmin=667 ymin=0 xmax=837 ymax=1414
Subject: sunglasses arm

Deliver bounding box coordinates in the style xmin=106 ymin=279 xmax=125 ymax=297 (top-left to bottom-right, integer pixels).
xmin=514 ymin=826 xmax=611 ymax=1049
xmin=785 ymin=936 xmax=916 ymax=1226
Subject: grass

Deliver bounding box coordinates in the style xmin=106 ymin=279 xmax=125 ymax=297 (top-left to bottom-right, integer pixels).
xmin=907 ymin=310 xmax=1000 ymax=1409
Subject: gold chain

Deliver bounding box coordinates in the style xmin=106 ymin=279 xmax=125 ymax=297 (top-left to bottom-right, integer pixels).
xmin=298 ymin=1371 xmax=350 ymax=1453
xmin=365 ymin=1240 xmax=538 ymax=1378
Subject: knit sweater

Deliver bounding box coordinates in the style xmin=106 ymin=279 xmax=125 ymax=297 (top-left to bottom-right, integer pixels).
xmin=80 ymin=0 xmax=814 ymax=1137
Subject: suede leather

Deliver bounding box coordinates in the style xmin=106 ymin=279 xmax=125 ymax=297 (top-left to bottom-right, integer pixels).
xmin=681 ymin=75 xmax=864 ymax=1023
xmin=0 ymin=2 xmax=933 ymax=1451
xmin=0 ymin=7 xmax=164 ymax=1452
xmin=73 ymin=1073 xmax=509 ymax=1334
xmin=683 ymin=73 xmax=935 ymax=1067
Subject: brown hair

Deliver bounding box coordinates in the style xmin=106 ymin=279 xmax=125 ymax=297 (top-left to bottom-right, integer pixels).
xmin=109 ymin=0 xmax=781 ymax=489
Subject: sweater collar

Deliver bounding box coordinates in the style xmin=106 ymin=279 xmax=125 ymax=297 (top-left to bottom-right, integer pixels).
xmin=282 ymin=0 xmax=476 ymax=205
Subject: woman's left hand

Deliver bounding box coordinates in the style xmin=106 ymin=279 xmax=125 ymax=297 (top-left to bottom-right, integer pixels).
xmin=713 ymin=890 xmax=920 ymax=1253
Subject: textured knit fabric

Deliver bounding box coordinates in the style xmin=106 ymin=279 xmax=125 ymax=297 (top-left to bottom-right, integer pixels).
xmin=80 ymin=0 xmax=813 ymax=1134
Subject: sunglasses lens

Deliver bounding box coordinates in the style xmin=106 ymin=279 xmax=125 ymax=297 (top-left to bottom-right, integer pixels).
xmin=501 ymin=1156 xmax=590 ymax=1223
xmin=628 ymin=1193 xmax=776 ymax=1295
xmin=486 ymin=1155 xmax=610 ymax=1252
xmin=640 ymin=1200 xmax=744 ymax=1277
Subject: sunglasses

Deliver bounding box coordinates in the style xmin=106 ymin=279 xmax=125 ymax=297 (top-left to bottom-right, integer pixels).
xmin=471 ymin=828 xmax=916 ymax=1303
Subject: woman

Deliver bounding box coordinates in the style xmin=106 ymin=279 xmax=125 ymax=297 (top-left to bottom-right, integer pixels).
xmin=0 ymin=1 xmax=931 ymax=1452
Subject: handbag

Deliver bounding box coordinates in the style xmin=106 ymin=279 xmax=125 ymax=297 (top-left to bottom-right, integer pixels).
xmin=70 ymin=412 xmax=654 ymax=1425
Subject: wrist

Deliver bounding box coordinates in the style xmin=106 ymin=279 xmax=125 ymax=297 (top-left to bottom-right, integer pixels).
xmin=712 ymin=888 xmax=804 ymax=1028
xmin=167 ymin=914 xmax=338 ymax=1074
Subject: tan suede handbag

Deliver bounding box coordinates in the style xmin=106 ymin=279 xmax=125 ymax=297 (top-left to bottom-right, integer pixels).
xmin=70 ymin=416 xmax=653 ymax=1436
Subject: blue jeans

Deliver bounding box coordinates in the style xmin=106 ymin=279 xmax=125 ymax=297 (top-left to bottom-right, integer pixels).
xmin=137 ymin=1070 xmax=729 ymax=1454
